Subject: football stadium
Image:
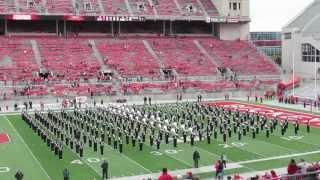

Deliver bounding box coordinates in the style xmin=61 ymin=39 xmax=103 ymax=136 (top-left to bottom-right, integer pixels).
xmin=0 ymin=0 xmax=320 ymax=180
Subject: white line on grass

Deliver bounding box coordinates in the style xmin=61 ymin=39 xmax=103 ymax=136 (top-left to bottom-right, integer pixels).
xmin=4 ymin=116 xmax=52 ymax=180
xmin=160 ymin=149 xmax=193 ymax=167
xmin=111 ymin=149 xmax=320 ymax=180
xmin=239 ymin=149 xmax=320 ymax=164
xmin=118 ymin=153 xmax=152 ymax=173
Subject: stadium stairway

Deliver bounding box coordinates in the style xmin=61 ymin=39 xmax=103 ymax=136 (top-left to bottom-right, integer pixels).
xmin=88 ymin=40 xmax=109 ymax=71
xmin=42 ymin=0 xmax=48 ymax=14
xmin=142 ymin=40 xmax=165 ymax=69
xmin=173 ymin=0 xmax=183 ymax=15
xmin=13 ymin=0 xmax=19 ymax=13
xmin=30 ymin=40 xmax=43 ymax=69
xmin=195 ymin=0 xmax=209 ymax=17
xmin=147 ymin=0 xmax=159 ymax=16
xmin=124 ymin=0 xmax=134 ymax=16
xmin=193 ymin=39 xmax=220 ymax=68
xmin=96 ymin=0 xmax=105 ymax=14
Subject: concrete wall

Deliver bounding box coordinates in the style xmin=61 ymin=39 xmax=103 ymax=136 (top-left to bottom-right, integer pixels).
xmin=212 ymin=0 xmax=249 ymax=17
xmin=219 ymin=22 xmax=249 ymax=40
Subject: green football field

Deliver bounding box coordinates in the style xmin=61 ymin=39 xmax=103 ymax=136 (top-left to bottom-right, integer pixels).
xmin=1 ymin=105 xmax=320 ymax=180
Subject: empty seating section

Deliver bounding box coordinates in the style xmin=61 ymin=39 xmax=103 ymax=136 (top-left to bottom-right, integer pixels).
xmin=52 ymin=84 xmax=112 ymax=96
xmin=149 ymin=38 xmax=216 ymax=76
xmin=151 ymin=0 xmax=180 ymax=16
xmin=0 ymin=0 xmax=15 ymax=12
xmin=96 ymin=39 xmax=160 ymax=78
xmin=18 ymin=0 xmax=43 ymax=13
xmin=122 ymin=82 xmax=177 ymax=94
xmin=75 ymin=0 xmax=100 ymax=14
xmin=199 ymin=39 xmax=279 ymax=75
xmin=37 ymin=38 xmax=100 ymax=80
xmin=128 ymin=0 xmax=154 ymax=15
xmin=100 ymin=0 xmax=128 ymax=15
xmin=199 ymin=0 xmax=219 ymax=16
xmin=177 ymin=0 xmax=204 ymax=16
xmin=0 ymin=38 xmax=38 ymax=81
xmin=180 ymin=80 xmax=235 ymax=92
xmin=0 ymin=0 xmax=219 ymax=15
xmin=46 ymin=0 xmax=73 ymax=14
xmin=0 ymin=1 xmax=8 ymax=13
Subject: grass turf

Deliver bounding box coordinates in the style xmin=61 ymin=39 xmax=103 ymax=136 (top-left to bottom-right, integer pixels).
xmin=1 ymin=104 xmax=320 ymax=179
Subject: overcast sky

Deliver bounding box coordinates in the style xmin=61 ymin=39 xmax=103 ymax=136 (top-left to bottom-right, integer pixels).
xmin=250 ymin=0 xmax=314 ymax=32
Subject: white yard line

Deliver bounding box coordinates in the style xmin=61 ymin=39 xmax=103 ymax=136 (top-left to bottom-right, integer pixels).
xmin=66 ymin=144 xmax=102 ymax=177
xmin=238 ymin=149 xmax=320 ymax=164
xmin=111 ymin=149 xmax=320 ymax=180
xmin=4 ymin=116 xmax=52 ymax=180
xmin=116 ymin=151 xmax=152 ymax=173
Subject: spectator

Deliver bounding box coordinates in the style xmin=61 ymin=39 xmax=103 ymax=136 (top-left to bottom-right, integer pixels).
xmin=287 ymin=159 xmax=299 ymax=175
xmin=233 ymin=173 xmax=244 ymax=180
xmin=262 ymin=172 xmax=271 ymax=179
xmin=270 ymin=170 xmax=278 ymax=180
xmin=185 ymin=171 xmax=193 ymax=179
xmin=158 ymin=168 xmax=173 ymax=180
xmin=215 ymin=160 xmax=224 ymax=180
xmin=298 ymin=159 xmax=308 ymax=174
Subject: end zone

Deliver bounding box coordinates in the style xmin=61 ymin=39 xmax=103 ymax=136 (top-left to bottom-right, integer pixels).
xmin=209 ymin=101 xmax=320 ymax=128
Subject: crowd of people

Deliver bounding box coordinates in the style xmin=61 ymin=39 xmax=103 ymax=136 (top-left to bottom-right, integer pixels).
xmin=19 ymin=101 xmax=316 ymax=180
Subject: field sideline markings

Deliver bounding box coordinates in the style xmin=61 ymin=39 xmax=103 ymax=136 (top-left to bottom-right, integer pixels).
xmin=113 ymin=149 xmax=320 ymax=180
xmin=150 ymin=144 xmax=194 ymax=167
xmin=4 ymin=116 xmax=52 ymax=180
xmin=65 ymin=143 xmax=102 ymax=178
xmin=238 ymin=149 xmax=320 ymax=165
xmin=103 ymin=144 xmax=153 ymax=173
xmin=235 ymin=101 xmax=320 ymax=123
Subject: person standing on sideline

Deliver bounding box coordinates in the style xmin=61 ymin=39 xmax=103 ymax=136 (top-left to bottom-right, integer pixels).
xmin=101 ymin=160 xmax=109 ymax=179
xmin=14 ymin=170 xmax=24 ymax=180
xmin=193 ymin=150 xmax=200 ymax=168
xmin=221 ymin=153 xmax=227 ymax=168
xmin=63 ymin=168 xmax=70 ymax=180
xmin=158 ymin=168 xmax=173 ymax=180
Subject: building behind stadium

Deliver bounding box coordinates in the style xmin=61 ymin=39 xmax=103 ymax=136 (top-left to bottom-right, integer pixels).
xmin=282 ymin=0 xmax=320 ymax=78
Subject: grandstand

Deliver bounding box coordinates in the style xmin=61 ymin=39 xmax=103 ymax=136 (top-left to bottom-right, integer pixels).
xmin=4 ymin=0 xmax=320 ymax=180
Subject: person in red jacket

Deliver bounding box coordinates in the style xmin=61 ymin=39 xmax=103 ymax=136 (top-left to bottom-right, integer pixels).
xmin=158 ymin=168 xmax=173 ymax=180
xmin=270 ymin=170 xmax=279 ymax=180
xmin=287 ymin=159 xmax=299 ymax=175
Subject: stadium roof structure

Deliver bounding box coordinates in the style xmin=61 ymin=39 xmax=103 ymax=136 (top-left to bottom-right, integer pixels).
xmin=285 ymin=0 xmax=320 ymax=32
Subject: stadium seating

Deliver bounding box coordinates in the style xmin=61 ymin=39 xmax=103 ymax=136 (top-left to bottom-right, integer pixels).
xmin=0 ymin=0 xmax=16 ymax=13
xmin=177 ymin=0 xmax=204 ymax=16
xmin=199 ymin=39 xmax=280 ymax=75
xmin=46 ymin=0 xmax=73 ymax=14
xmin=128 ymin=0 xmax=155 ymax=16
xmin=152 ymin=0 xmax=180 ymax=16
xmin=148 ymin=38 xmax=217 ymax=76
xmin=75 ymin=0 xmax=100 ymax=15
xmin=52 ymin=83 xmax=112 ymax=96
xmin=100 ymin=0 xmax=129 ymax=15
xmin=121 ymin=81 xmax=177 ymax=94
xmin=199 ymin=0 xmax=219 ymax=16
xmin=0 ymin=38 xmax=38 ymax=82
xmin=37 ymin=38 xmax=101 ymax=81
xmin=96 ymin=39 xmax=160 ymax=78
xmin=18 ymin=0 xmax=43 ymax=13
